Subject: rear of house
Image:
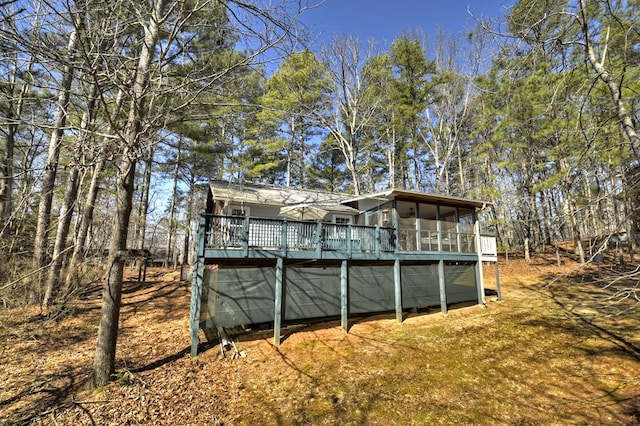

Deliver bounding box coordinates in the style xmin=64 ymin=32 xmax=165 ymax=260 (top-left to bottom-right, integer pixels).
xmin=190 ymin=180 xmax=498 ymax=355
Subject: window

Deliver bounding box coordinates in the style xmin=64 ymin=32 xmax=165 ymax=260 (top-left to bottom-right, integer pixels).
xmin=229 ymin=206 xmax=249 ymax=217
xmin=335 ymin=216 xmax=351 ymax=225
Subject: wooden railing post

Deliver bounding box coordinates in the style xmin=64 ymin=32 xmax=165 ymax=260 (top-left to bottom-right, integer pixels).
xmin=316 ymin=222 xmax=323 ymax=258
xmin=281 ymin=220 xmax=287 ymax=257
xmin=242 ymin=216 xmax=250 ymax=257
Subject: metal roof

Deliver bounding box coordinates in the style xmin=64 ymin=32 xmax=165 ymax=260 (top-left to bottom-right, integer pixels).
xmin=209 ymin=180 xmax=491 ymax=209
xmin=345 ymin=188 xmax=491 ymax=209
xmin=208 ymin=180 xmax=353 ymax=207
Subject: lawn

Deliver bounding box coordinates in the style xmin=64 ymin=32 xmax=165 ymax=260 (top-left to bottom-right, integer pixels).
xmin=1 ymin=255 xmax=638 ymax=425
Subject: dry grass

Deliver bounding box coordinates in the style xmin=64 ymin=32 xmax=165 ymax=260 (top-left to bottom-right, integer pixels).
xmin=0 ymin=256 xmax=638 ymax=425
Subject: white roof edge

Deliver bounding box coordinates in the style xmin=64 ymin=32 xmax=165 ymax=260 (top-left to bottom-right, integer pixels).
xmin=345 ymin=189 xmax=491 ymax=208
xmin=208 ymin=180 xmax=490 ymax=209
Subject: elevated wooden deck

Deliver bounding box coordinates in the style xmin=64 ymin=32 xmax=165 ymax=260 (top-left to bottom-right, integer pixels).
xmin=190 ymin=214 xmax=500 ymax=355
xmin=198 ymin=214 xmax=496 ymax=262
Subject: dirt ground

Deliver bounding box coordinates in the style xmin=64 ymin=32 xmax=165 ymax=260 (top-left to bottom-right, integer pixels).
xmin=1 ymin=252 xmax=639 ymax=425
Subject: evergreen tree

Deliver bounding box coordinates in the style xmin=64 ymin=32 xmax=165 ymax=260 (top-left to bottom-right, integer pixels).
xmin=258 ymin=50 xmax=331 ymax=187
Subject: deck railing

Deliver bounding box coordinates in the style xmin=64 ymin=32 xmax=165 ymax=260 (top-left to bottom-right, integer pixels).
xmin=202 ymin=215 xmax=495 ymax=257
xmin=204 ymin=215 xmax=396 ymax=254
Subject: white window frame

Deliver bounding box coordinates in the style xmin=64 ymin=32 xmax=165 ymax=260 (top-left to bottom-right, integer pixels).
xmin=334 ymin=215 xmax=352 ymax=224
xmin=229 ymin=205 xmax=250 ymax=217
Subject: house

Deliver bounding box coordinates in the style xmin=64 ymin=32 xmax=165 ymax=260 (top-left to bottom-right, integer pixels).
xmin=190 ymin=180 xmax=499 ymax=356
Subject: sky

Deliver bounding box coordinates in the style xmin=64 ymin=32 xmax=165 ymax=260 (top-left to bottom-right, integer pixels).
xmin=299 ymin=0 xmax=514 ymax=48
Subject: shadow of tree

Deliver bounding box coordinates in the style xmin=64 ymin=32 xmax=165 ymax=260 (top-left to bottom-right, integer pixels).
xmin=0 ymin=369 xmax=91 ymax=425
xmin=130 ymin=346 xmax=191 ymax=373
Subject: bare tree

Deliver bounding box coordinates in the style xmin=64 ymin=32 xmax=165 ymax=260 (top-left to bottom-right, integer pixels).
xmin=32 ymin=25 xmax=78 ymax=270
xmin=578 ymin=0 xmax=640 ymax=157
xmin=42 ymin=77 xmax=101 ymax=313
xmin=92 ymin=0 xmax=169 ymax=387
xmin=92 ymin=0 xmax=315 ymax=387
xmin=318 ymin=35 xmax=383 ymax=195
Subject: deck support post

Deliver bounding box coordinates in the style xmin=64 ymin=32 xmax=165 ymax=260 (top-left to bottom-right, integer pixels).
xmin=495 ymin=261 xmax=502 ymax=301
xmin=438 ymin=259 xmax=447 ymax=315
xmin=341 ymin=260 xmax=348 ymax=331
xmin=474 ymin=217 xmax=486 ymax=305
xmin=394 ymin=259 xmax=402 ymax=323
xmin=274 ymin=257 xmax=284 ymax=346
xmin=190 ymin=214 xmax=207 ymax=357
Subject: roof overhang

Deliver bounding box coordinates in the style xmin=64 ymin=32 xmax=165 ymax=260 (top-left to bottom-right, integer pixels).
xmin=207 ymin=180 xmax=491 ymax=211
xmin=207 ymin=180 xmax=353 ymax=207
xmin=347 ymin=189 xmax=491 ymax=209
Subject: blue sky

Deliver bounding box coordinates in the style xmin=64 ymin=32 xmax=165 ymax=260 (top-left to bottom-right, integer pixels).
xmin=300 ymin=0 xmax=514 ymax=48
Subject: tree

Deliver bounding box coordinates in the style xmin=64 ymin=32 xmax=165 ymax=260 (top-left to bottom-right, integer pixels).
xmin=578 ymin=0 xmax=640 ymax=157
xmin=0 ymin=6 xmax=36 ymax=242
xmin=389 ymin=35 xmax=437 ymax=190
xmin=92 ymin=0 xmax=314 ymax=387
xmin=307 ymin=136 xmax=350 ymax=192
xmin=32 ymin=21 xmax=78 ymax=270
xmin=258 ymin=49 xmax=330 ymax=187
xmin=317 ymin=35 xmax=383 ymax=195
xmin=359 ymin=53 xmax=395 ymax=190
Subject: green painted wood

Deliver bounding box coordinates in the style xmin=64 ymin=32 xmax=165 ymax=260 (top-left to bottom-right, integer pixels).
xmin=474 ymin=219 xmax=486 ymax=305
xmin=341 ymin=260 xmax=348 ymax=331
xmin=401 ymin=263 xmax=440 ymax=308
xmin=190 ymin=214 xmax=207 ymax=357
xmin=274 ymin=258 xmax=283 ymax=346
xmin=495 ymin=261 xmax=502 ymax=301
xmin=394 ymin=259 xmax=402 ymax=323
xmin=242 ymin=216 xmax=249 ymax=256
xmin=349 ymin=264 xmax=395 ymax=314
xmin=445 ymin=262 xmax=478 ymax=304
xmin=281 ymin=221 xmax=287 ymax=257
xmin=202 ymin=248 xmax=478 ymax=262
xmin=201 ymin=266 xmax=276 ymax=327
xmin=284 ymin=265 xmax=340 ymax=320
xmin=438 ymin=259 xmax=447 ymax=315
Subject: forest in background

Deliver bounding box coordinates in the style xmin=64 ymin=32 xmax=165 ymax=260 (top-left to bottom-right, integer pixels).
xmin=0 ymin=0 xmax=638 ymax=385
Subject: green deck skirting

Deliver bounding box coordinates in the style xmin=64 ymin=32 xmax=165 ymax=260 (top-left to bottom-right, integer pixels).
xmin=190 ymin=214 xmax=495 ymax=355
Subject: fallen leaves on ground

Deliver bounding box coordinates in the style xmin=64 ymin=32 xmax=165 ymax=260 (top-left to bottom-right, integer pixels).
xmin=1 ymin=254 xmax=638 ymax=425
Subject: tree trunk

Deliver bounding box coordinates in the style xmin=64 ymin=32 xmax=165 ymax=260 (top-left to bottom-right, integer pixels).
xmin=0 ymin=78 xmax=28 ymax=241
xmin=579 ymin=0 xmax=640 ymax=158
xmin=567 ymin=189 xmax=585 ymax=264
xmin=64 ymin=155 xmax=105 ymax=289
xmin=33 ymin=28 xmax=78 ymax=270
xmin=0 ymin=113 xmax=15 ymax=241
xmin=183 ymin=174 xmax=196 ymax=264
xmin=42 ymin=165 xmax=80 ymax=313
xmin=92 ymin=155 xmax=136 ymax=387
xmin=135 ymin=147 xmax=154 ymax=251
xmin=165 ymin=146 xmax=180 ymax=266
xmin=43 ymin=84 xmax=99 ymax=313
xmin=93 ymin=0 xmax=165 ymax=387
xmin=64 ymin=89 xmax=125 ymax=291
